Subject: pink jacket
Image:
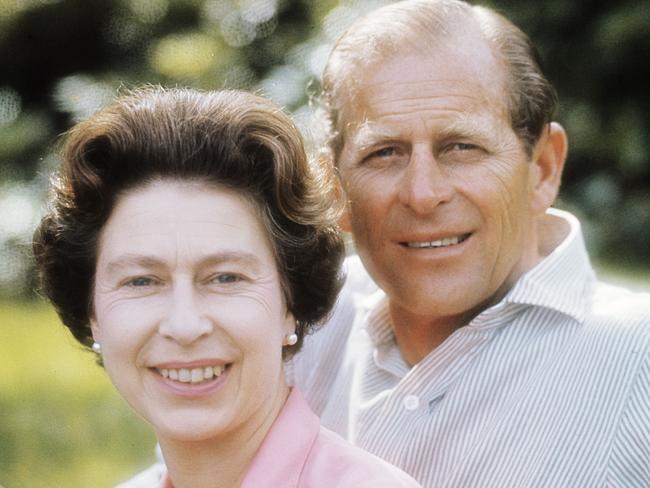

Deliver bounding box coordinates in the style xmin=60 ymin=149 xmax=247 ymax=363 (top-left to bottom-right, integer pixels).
xmin=158 ymin=389 xmax=421 ymax=487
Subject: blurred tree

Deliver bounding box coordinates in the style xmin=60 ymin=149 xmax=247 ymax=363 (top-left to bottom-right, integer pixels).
xmin=0 ymin=0 xmax=648 ymax=298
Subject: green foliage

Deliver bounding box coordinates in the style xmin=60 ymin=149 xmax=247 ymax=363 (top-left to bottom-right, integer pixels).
xmin=0 ymin=301 xmax=156 ymax=487
xmin=0 ymin=3 xmax=648 ymax=283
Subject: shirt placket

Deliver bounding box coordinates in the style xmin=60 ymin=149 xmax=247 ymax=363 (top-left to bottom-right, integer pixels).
xmin=355 ymin=306 xmax=518 ymax=463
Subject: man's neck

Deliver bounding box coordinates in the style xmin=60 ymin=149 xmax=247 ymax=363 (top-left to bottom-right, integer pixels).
xmin=389 ymin=304 xmax=482 ymax=366
xmin=389 ymin=262 xmax=540 ymax=365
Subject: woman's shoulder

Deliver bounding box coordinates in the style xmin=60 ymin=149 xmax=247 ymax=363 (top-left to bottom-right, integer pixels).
xmin=114 ymin=462 xmax=166 ymax=488
xmin=301 ymin=425 xmax=422 ymax=487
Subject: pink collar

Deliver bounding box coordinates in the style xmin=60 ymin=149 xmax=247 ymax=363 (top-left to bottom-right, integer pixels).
xmin=159 ymin=389 xmax=318 ymax=488
xmin=240 ymin=388 xmax=319 ymax=487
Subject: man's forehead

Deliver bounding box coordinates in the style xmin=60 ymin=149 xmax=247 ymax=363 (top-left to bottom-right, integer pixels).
xmin=344 ymin=111 xmax=505 ymax=149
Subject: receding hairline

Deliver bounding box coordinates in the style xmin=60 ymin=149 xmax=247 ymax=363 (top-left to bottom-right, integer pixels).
xmin=327 ymin=20 xmax=512 ymax=157
xmin=321 ymin=0 xmax=557 ymax=162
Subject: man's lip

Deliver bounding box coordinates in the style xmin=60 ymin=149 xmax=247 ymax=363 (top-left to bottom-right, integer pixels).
xmin=397 ymin=232 xmax=472 ymax=246
xmin=150 ymin=359 xmax=231 ymax=369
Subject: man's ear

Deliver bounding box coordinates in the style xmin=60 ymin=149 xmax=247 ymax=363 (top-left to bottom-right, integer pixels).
xmin=529 ymin=122 xmax=567 ymax=215
xmin=339 ymin=204 xmax=353 ymax=232
xmin=333 ymin=164 xmax=353 ymax=232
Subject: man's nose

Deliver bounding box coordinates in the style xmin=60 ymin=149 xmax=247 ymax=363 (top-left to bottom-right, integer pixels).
xmin=398 ymin=147 xmax=454 ymax=214
xmin=158 ymin=281 xmax=213 ymax=346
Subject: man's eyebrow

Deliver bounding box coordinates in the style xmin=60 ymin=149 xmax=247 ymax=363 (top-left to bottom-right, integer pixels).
xmin=104 ymin=251 xmax=263 ymax=274
xmin=347 ymin=122 xmax=401 ymax=152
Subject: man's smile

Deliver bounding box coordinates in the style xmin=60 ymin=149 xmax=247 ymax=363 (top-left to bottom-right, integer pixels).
xmin=401 ymin=233 xmax=471 ymax=249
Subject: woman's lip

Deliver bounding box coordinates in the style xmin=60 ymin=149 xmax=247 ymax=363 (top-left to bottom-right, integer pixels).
xmin=151 ymin=359 xmax=230 ymax=369
xmin=150 ymin=365 xmax=230 ymax=397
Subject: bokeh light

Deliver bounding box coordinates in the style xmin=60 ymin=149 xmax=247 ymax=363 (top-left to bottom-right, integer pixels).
xmin=0 ymin=86 xmax=21 ymax=126
xmin=53 ymin=75 xmax=116 ymax=122
xmin=150 ymin=32 xmax=223 ymax=78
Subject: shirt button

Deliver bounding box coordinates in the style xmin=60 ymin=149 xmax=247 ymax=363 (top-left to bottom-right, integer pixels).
xmin=403 ymin=395 xmax=419 ymax=411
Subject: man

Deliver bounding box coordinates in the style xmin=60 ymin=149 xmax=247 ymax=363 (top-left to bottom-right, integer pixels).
xmin=290 ymin=0 xmax=650 ymax=486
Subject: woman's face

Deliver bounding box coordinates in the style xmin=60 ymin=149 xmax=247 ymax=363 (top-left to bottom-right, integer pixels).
xmin=91 ymin=179 xmax=295 ymax=443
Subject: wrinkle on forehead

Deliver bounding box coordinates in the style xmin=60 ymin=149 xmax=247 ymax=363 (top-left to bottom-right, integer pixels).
xmin=340 ymin=103 xmax=507 ymax=151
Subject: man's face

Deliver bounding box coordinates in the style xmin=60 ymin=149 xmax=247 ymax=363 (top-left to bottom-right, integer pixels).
xmin=337 ymin=36 xmax=545 ymax=325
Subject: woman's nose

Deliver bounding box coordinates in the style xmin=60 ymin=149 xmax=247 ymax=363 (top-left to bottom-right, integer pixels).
xmin=158 ymin=282 xmax=213 ymax=346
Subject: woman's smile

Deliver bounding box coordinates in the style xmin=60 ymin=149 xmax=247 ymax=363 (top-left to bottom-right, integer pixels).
xmin=150 ymin=363 xmax=232 ymax=398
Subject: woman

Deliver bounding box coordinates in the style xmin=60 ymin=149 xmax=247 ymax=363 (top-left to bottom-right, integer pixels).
xmin=33 ymin=87 xmax=420 ymax=488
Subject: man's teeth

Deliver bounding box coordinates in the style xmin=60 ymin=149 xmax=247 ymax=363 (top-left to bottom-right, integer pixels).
xmin=407 ymin=236 xmax=461 ymax=248
xmin=159 ymin=365 xmax=225 ymax=384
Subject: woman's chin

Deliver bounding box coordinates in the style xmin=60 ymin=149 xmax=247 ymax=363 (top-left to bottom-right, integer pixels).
xmin=154 ymin=423 xmax=224 ymax=444
xmin=150 ymin=410 xmax=232 ymax=444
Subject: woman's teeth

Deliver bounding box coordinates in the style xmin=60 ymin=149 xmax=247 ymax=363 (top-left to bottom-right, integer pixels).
xmin=158 ymin=365 xmax=225 ymax=384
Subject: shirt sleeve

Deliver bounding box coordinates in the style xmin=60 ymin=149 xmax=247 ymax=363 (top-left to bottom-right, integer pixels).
xmin=607 ymin=348 xmax=650 ymax=487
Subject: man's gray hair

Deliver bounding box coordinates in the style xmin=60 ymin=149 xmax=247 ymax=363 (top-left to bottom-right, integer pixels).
xmin=320 ymin=0 xmax=557 ymax=161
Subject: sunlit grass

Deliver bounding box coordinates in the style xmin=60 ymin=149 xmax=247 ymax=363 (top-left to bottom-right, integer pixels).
xmin=0 ymin=301 xmax=156 ymax=488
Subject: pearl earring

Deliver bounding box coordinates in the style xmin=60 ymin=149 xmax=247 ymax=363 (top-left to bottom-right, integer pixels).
xmin=92 ymin=342 xmax=102 ymax=354
xmin=284 ymin=333 xmax=298 ymax=346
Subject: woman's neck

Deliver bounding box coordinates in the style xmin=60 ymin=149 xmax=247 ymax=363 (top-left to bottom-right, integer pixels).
xmin=157 ymin=381 xmax=291 ymax=488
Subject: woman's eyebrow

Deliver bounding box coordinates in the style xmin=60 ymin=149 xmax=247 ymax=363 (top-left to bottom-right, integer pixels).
xmin=104 ymin=251 xmax=263 ymax=275
xmin=197 ymin=252 xmax=262 ymax=272
xmin=105 ymin=254 xmax=165 ymax=274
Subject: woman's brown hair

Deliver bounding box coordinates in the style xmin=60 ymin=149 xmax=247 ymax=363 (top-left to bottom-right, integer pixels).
xmin=33 ymin=87 xmax=345 ymax=358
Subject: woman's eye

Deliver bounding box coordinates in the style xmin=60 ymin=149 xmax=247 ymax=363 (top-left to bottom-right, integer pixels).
xmin=212 ymin=273 xmax=242 ymax=284
xmin=126 ymin=276 xmax=155 ymax=287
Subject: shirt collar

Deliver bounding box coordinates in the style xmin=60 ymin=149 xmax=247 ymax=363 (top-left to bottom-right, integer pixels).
xmin=362 ymin=209 xmax=595 ymax=346
xmin=502 ymin=208 xmax=595 ymax=324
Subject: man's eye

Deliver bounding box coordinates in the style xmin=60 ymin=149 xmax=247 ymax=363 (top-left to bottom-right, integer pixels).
xmin=361 ymin=146 xmax=405 ymax=167
xmin=370 ymin=147 xmax=397 ymax=158
xmin=450 ymin=142 xmax=477 ymax=151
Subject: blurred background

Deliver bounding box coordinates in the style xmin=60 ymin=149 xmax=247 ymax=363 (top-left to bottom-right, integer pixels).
xmin=0 ymin=0 xmax=648 ymax=486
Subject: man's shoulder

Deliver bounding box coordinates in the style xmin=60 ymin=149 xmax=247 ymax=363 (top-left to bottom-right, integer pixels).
xmin=589 ymin=280 xmax=650 ymax=330
xmin=581 ymin=280 xmax=650 ymax=354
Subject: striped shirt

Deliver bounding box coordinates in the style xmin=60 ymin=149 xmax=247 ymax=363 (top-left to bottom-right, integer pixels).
xmin=289 ymin=209 xmax=650 ymax=487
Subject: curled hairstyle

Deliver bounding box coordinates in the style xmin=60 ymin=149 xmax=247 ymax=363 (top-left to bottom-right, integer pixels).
xmin=321 ymin=0 xmax=557 ymax=160
xmin=33 ymin=87 xmax=345 ymax=358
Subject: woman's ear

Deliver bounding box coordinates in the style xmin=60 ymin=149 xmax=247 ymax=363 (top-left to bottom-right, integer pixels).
xmin=283 ymin=310 xmax=296 ymax=336
xmin=529 ymin=122 xmax=568 ymax=215
xmin=90 ymin=317 xmax=100 ymax=343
